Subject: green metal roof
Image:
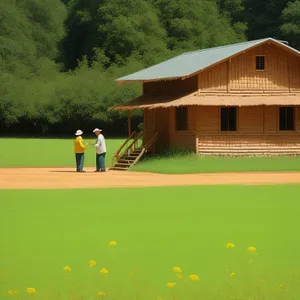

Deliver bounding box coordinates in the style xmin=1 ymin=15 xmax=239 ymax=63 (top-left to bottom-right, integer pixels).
xmin=116 ymin=38 xmax=300 ymax=82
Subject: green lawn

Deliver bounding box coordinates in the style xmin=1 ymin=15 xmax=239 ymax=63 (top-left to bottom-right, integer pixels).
xmin=0 ymin=138 xmax=125 ymax=168
xmin=131 ymin=152 xmax=300 ymax=174
xmin=1 ymin=185 xmax=300 ymax=299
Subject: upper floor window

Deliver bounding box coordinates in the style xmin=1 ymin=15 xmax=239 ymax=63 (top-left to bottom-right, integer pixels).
xmin=175 ymin=107 xmax=188 ymax=131
xmin=220 ymin=107 xmax=237 ymax=131
xmin=279 ymin=107 xmax=295 ymax=131
xmin=256 ymin=56 xmax=265 ymax=71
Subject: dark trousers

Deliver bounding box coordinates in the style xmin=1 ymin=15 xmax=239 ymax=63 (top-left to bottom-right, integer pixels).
xmin=96 ymin=152 xmax=106 ymax=171
xmin=75 ymin=153 xmax=84 ymax=171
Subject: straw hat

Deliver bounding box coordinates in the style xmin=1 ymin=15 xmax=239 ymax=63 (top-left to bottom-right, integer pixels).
xmin=75 ymin=129 xmax=83 ymax=136
xmin=93 ymin=128 xmax=102 ymax=133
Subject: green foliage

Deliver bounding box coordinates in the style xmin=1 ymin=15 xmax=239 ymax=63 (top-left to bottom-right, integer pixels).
xmin=2 ymin=0 xmax=300 ymax=135
xmin=281 ymin=0 xmax=300 ymax=48
xmin=153 ymin=0 xmax=245 ymax=51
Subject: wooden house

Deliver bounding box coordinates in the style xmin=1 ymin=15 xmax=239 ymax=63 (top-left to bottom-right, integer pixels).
xmin=110 ymin=38 xmax=300 ymax=159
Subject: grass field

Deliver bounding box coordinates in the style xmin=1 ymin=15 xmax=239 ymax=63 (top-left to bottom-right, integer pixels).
xmin=131 ymin=150 xmax=300 ymax=174
xmin=2 ymin=139 xmax=300 ymax=173
xmin=1 ymin=185 xmax=300 ymax=299
xmin=0 ymin=138 xmax=124 ymax=168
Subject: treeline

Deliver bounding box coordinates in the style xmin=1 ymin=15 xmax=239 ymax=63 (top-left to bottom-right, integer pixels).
xmin=1 ymin=0 xmax=300 ymax=136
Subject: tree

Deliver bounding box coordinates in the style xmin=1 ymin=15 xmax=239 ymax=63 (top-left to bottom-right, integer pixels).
xmin=152 ymin=0 xmax=245 ymax=51
xmin=281 ymin=0 xmax=300 ymax=49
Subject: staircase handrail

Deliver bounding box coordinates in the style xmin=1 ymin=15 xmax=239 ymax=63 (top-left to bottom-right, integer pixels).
xmin=143 ymin=132 xmax=159 ymax=151
xmin=131 ymin=132 xmax=158 ymax=167
xmin=118 ymin=130 xmax=145 ymax=160
xmin=111 ymin=131 xmax=136 ymax=166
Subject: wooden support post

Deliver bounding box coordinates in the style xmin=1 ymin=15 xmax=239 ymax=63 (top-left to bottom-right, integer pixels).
xmin=287 ymin=56 xmax=291 ymax=93
xmin=227 ymin=60 xmax=231 ymax=93
xmin=262 ymin=105 xmax=265 ymax=134
xmin=128 ymin=110 xmax=131 ymax=137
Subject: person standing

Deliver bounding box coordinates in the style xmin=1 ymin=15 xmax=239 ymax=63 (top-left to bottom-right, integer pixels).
xmin=74 ymin=129 xmax=86 ymax=172
xmin=93 ymin=128 xmax=106 ymax=172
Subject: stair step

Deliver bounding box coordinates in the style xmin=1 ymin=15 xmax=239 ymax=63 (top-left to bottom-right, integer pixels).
xmin=114 ymin=163 xmax=131 ymax=167
xmin=109 ymin=167 xmax=129 ymax=171
xmin=124 ymin=156 xmax=139 ymax=160
xmin=118 ymin=159 xmax=134 ymax=164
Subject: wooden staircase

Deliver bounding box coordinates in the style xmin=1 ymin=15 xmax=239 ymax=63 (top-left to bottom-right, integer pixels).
xmin=110 ymin=130 xmax=158 ymax=171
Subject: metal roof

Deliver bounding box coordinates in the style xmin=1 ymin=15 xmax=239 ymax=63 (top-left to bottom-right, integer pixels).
xmin=116 ymin=38 xmax=300 ymax=82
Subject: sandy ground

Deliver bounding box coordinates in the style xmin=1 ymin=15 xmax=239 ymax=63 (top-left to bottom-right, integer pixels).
xmin=1 ymin=167 xmax=300 ymax=189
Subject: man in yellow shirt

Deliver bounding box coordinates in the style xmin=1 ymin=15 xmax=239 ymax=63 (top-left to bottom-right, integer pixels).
xmin=74 ymin=129 xmax=86 ymax=172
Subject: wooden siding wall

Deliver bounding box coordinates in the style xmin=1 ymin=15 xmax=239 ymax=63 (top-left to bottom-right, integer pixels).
xmin=144 ymin=108 xmax=170 ymax=151
xmin=168 ymin=107 xmax=196 ymax=150
xmin=143 ymin=75 xmax=198 ymax=96
xmin=198 ymin=43 xmax=300 ymax=92
xmin=195 ymin=106 xmax=300 ymax=134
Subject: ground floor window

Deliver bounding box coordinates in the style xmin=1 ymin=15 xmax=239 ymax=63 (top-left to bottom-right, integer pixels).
xmin=220 ymin=107 xmax=237 ymax=131
xmin=279 ymin=106 xmax=295 ymax=131
xmin=175 ymin=107 xmax=188 ymax=130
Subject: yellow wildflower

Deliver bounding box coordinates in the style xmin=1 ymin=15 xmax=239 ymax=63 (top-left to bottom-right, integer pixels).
xmin=97 ymin=292 xmax=106 ymax=296
xmin=63 ymin=266 xmax=71 ymax=272
xmin=100 ymin=268 xmax=108 ymax=275
xmin=230 ymin=272 xmax=235 ymax=277
xmin=109 ymin=241 xmax=117 ymax=247
xmin=226 ymin=243 xmax=235 ymax=248
xmin=172 ymin=267 xmax=182 ymax=273
xmin=247 ymin=246 xmax=257 ymax=253
xmin=280 ymin=284 xmax=285 ymax=290
xmin=26 ymin=288 xmax=36 ymax=294
xmin=89 ymin=260 xmax=96 ymax=267
xmin=176 ymin=274 xmax=183 ymax=279
xmin=167 ymin=282 xmax=176 ymax=288
xmin=7 ymin=289 xmax=18 ymax=295
xmin=189 ymin=274 xmax=200 ymax=281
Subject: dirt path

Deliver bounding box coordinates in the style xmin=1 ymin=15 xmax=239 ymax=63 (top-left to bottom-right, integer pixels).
xmin=1 ymin=167 xmax=300 ymax=189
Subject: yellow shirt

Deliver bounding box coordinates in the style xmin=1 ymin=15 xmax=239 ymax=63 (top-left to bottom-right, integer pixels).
xmin=74 ymin=136 xmax=86 ymax=153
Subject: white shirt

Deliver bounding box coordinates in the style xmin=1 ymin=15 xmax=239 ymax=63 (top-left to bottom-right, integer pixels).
xmin=95 ymin=134 xmax=106 ymax=154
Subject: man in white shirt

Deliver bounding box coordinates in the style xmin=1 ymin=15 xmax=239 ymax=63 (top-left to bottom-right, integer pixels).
xmin=93 ymin=128 xmax=107 ymax=172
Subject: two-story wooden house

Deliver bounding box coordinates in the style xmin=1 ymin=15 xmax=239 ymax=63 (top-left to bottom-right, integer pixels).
xmin=111 ymin=38 xmax=300 ymax=156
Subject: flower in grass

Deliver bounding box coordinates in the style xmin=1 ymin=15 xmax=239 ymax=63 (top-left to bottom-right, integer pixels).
xmin=167 ymin=282 xmax=176 ymax=288
xmin=230 ymin=272 xmax=235 ymax=277
xmin=176 ymin=273 xmax=183 ymax=279
xmin=26 ymin=288 xmax=36 ymax=294
xmin=189 ymin=274 xmax=200 ymax=281
xmin=280 ymin=284 xmax=285 ymax=290
xmin=63 ymin=266 xmax=72 ymax=272
xmin=100 ymin=268 xmax=108 ymax=275
xmin=89 ymin=260 xmax=97 ymax=267
xmin=247 ymin=246 xmax=257 ymax=253
xmin=226 ymin=243 xmax=235 ymax=249
xmin=172 ymin=267 xmax=182 ymax=273
xmin=109 ymin=241 xmax=117 ymax=247
xmin=7 ymin=289 xmax=18 ymax=295
xmin=97 ymin=291 xmax=106 ymax=296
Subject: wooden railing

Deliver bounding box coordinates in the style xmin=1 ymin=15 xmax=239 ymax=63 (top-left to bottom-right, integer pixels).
xmin=131 ymin=132 xmax=159 ymax=166
xmin=143 ymin=132 xmax=159 ymax=153
xmin=111 ymin=131 xmax=136 ymax=166
xmin=111 ymin=130 xmax=145 ymax=166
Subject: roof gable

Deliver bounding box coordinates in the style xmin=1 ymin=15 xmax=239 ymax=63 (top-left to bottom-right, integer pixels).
xmin=116 ymin=38 xmax=300 ymax=83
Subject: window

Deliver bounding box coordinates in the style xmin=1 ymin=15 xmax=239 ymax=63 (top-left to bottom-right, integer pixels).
xmin=256 ymin=56 xmax=265 ymax=70
xmin=279 ymin=107 xmax=295 ymax=131
xmin=175 ymin=107 xmax=188 ymax=131
xmin=220 ymin=107 xmax=237 ymax=131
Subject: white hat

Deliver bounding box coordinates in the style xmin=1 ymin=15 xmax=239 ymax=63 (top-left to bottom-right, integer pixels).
xmin=75 ymin=129 xmax=83 ymax=136
xmin=93 ymin=128 xmax=102 ymax=133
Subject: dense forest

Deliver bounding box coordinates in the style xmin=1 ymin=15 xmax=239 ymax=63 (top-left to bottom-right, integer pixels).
xmin=1 ymin=0 xmax=300 ymax=136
